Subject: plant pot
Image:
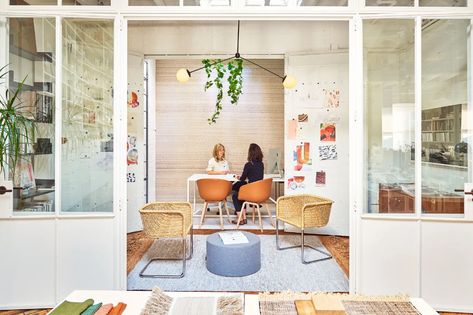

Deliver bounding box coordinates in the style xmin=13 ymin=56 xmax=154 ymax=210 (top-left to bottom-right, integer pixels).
xmin=0 ymin=180 xmax=13 ymax=218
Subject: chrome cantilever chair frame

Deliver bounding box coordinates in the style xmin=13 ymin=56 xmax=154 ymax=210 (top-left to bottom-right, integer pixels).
xmin=275 ymin=219 xmax=332 ymax=264
xmin=139 ymin=202 xmax=194 ymax=278
xmin=275 ymin=195 xmax=333 ymax=264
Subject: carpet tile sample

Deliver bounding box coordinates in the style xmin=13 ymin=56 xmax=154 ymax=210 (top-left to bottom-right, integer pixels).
xmin=216 ymin=296 xmax=243 ymax=315
xmin=259 ymin=300 xmax=298 ymax=315
xmin=140 ymin=287 xmax=173 ymax=315
xmin=170 ymin=297 xmax=215 ymax=315
xmin=342 ymin=301 xmax=421 ymax=315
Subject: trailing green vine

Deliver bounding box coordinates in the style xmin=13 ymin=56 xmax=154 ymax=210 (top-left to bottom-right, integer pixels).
xmin=227 ymin=58 xmax=243 ymax=106
xmin=202 ymin=58 xmax=243 ymax=124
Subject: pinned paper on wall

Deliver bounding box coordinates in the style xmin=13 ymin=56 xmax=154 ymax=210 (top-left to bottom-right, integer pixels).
xmin=287 ymin=119 xmax=297 ymax=140
xmin=316 ymin=170 xmax=326 ymax=186
xmin=320 ymin=123 xmax=336 ymax=142
xmin=292 ymin=142 xmax=312 ymax=171
xmin=127 ymin=172 xmax=136 ymax=183
xmin=298 ymin=113 xmax=308 ymax=123
xmin=287 ymin=175 xmax=306 ymax=191
xmin=323 ymin=89 xmax=340 ymax=108
xmin=127 ymin=135 xmax=138 ymax=165
xmin=128 ymin=91 xmax=140 ymax=108
xmin=319 ymin=145 xmax=337 ymax=160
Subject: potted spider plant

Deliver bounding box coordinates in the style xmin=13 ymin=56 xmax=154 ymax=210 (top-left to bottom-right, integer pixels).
xmin=0 ymin=65 xmax=36 ymax=215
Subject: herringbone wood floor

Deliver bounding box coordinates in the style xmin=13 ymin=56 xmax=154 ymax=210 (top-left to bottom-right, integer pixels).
xmin=0 ymin=231 xmax=468 ymax=315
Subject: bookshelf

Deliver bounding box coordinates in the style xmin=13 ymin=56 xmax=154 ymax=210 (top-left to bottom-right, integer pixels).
xmin=421 ymin=104 xmax=465 ymax=166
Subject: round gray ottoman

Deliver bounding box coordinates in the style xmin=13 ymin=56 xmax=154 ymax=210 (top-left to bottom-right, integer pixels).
xmin=206 ymin=231 xmax=261 ymax=277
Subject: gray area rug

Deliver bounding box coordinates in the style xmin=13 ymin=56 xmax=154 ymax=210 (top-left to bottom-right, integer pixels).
xmin=128 ymin=234 xmax=349 ymax=292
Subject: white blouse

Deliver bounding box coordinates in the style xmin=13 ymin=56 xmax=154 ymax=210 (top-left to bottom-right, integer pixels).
xmin=206 ymin=158 xmax=229 ymax=172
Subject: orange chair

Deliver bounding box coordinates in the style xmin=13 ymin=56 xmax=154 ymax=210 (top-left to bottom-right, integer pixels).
xmin=197 ymin=179 xmax=232 ymax=230
xmin=236 ymin=178 xmax=274 ymax=231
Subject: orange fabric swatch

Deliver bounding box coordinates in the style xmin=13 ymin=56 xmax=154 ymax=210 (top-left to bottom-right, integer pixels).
xmin=108 ymin=302 xmax=127 ymax=315
xmin=94 ymin=303 xmax=113 ymax=315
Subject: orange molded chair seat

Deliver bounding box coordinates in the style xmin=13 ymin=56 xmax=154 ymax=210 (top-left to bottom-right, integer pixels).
xmin=197 ymin=179 xmax=232 ymax=229
xmin=236 ymin=178 xmax=274 ymax=231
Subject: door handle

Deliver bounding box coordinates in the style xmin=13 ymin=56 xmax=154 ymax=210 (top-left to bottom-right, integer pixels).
xmin=0 ymin=186 xmax=12 ymax=195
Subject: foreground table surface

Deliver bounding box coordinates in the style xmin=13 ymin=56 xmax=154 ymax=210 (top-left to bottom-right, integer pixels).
xmin=55 ymin=290 xmax=438 ymax=315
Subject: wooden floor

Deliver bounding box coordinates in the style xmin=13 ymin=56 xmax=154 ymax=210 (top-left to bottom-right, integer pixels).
xmin=0 ymin=231 xmax=468 ymax=315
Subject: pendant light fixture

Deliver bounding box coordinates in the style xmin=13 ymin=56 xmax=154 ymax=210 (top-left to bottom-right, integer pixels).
xmin=176 ymin=21 xmax=297 ymax=89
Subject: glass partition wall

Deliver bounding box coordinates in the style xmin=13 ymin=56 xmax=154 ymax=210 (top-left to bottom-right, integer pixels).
xmin=8 ymin=18 xmax=56 ymax=214
xmin=364 ymin=19 xmax=415 ymax=214
xmin=6 ymin=18 xmax=114 ymax=214
xmin=364 ymin=18 xmax=471 ymax=216
xmin=61 ymin=19 xmax=114 ymax=212
xmin=421 ymin=19 xmax=470 ymax=215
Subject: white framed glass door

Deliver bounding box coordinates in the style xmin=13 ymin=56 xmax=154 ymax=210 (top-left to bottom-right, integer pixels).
xmin=355 ymin=15 xmax=473 ymax=312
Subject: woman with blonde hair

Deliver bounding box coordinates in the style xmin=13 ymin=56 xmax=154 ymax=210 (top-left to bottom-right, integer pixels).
xmin=206 ymin=143 xmax=230 ymax=175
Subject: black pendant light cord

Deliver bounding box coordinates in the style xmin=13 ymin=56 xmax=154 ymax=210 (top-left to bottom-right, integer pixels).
xmin=186 ymin=20 xmax=284 ymax=81
xmin=189 ymin=56 xmax=235 ymax=74
xmin=241 ymin=57 xmax=284 ymax=80
xmin=236 ymin=20 xmax=240 ymax=57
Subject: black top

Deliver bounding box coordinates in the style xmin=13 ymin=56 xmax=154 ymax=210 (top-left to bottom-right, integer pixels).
xmin=240 ymin=161 xmax=264 ymax=183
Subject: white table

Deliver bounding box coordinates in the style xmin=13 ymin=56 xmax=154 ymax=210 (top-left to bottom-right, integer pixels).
xmin=53 ymin=290 xmax=439 ymax=315
xmin=186 ymin=173 xmax=284 ymax=215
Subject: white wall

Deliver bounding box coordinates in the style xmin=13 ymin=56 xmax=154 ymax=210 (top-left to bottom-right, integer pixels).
xmin=0 ymin=217 xmax=117 ymax=308
xmin=128 ymin=20 xmax=349 ymax=56
xmin=285 ymin=52 xmax=349 ymax=236
xmin=127 ymin=53 xmax=146 ymax=233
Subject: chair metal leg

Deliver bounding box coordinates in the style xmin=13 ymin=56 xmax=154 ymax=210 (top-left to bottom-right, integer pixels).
xmin=275 ymin=219 xmax=332 ymax=264
xmin=218 ymin=202 xmax=224 ymax=230
xmin=139 ymin=231 xmax=194 ymax=278
xmin=199 ymin=202 xmax=208 ymax=229
xmin=236 ymin=202 xmax=246 ymax=229
xmin=223 ymin=200 xmax=231 ymax=223
xmin=256 ymin=204 xmax=263 ymax=232
xmin=265 ymin=203 xmax=275 ymax=227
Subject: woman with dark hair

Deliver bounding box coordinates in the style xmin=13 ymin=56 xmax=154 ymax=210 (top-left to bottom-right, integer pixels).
xmin=231 ymin=143 xmax=264 ymax=225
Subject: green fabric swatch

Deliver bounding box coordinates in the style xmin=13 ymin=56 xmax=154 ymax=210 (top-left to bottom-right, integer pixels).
xmin=81 ymin=302 xmax=103 ymax=315
xmin=50 ymin=299 xmax=94 ymax=315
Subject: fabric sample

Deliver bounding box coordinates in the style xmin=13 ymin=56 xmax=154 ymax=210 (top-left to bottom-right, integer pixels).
xmin=170 ymin=297 xmax=216 ymax=315
xmin=95 ymin=303 xmax=113 ymax=315
xmin=342 ymin=301 xmax=420 ymax=315
xmin=50 ymin=299 xmax=94 ymax=315
xmin=259 ymin=300 xmax=298 ymax=315
xmin=109 ymin=302 xmax=127 ymax=315
xmin=140 ymin=287 xmax=173 ymax=315
xmin=294 ymin=300 xmax=316 ymax=315
xmin=216 ymin=296 xmax=244 ymax=315
xmin=81 ymin=303 xmax=102 ymax=315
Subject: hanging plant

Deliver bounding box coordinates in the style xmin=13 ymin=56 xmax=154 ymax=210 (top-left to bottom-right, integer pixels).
xmin=203 ymin=58 xmax=243 ymax=125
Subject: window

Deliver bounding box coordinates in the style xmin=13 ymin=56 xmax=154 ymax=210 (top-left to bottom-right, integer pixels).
xmin=421 ymin=19 xmax=469 ymax=215
xmin=61 ymin=19 xmax=114 ymax=212
xmin=8 ymin=18 xmax=56 ymax=214
xmin=363 ymin=19 xmax=415 ymax=214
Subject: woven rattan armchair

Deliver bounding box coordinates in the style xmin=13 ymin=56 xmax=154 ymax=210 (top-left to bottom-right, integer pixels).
xmin=276 ymin=194 xmax=333 ymax=264
xmin=139 ymin=202 xmax=193 ymax=278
